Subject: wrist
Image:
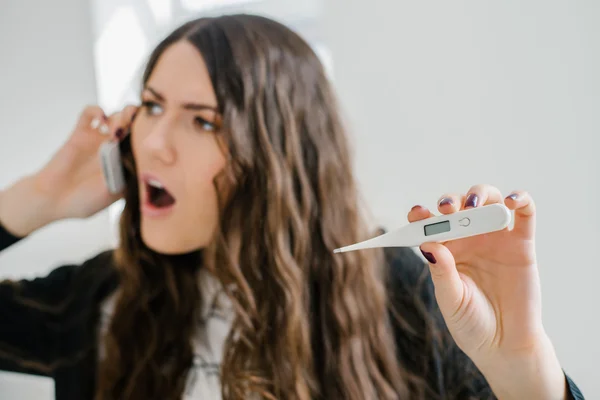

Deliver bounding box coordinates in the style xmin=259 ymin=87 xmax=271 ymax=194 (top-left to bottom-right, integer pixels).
xmin=479 ymin=335 xmax=567 ymax=400
xmin=0 ymin=175 xmax=59 ymax=237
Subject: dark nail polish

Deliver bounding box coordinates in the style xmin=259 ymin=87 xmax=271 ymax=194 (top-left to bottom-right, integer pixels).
xmin=465 ymin=193 xmax=479 ymax=208
xmin=439 ymin=197 xmax=453 ymax=207
xmin=420 ymin=248 xmax=437 ymax=264
xmin=115 ymin=128 xmax=123 ymax=139
xmin=506 ymin=193 xmax=519 ymax=201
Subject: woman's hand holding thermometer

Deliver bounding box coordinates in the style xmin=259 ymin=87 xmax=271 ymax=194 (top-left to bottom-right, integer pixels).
xmin=334 ymin=203 xmax=512 ymax=252
xmin=337 ymin=185 xmax=568 ymax=400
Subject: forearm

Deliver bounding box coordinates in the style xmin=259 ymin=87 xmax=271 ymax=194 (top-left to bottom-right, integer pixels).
xmin=479 ymin=335 xmax=568 ymax=400
xmin=0 ymin=175 xmax=57 ymax=237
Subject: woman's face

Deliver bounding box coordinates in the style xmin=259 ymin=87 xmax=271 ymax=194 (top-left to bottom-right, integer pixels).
xmin=131 ymin=40 xmax=227 ymax=254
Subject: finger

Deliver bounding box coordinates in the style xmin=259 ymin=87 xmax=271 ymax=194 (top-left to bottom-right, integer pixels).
xmin=504 ymin=190 xmax=536 ymax=239
xmin=419 ymin=242 xmax=465 ymax=319
xmin=106 ymin=105 xmax=139 ymax=141
xmin=105 ymin=111 xmax=126 ymax=140
xmin=78 ymin=105 xmax=107 ymax=132
xmin=437 ymin=193 xmax=466 ymax=214
xmin=121 ymin=104 xmax=138 ymax=124
xmin=105 ymin=111 xmax=122 ymax=132
xmin=118 ymin=105 xmax=139 ymax=140
xmin=462 ymin=183 xmax=503 ymax=210
xmin=407 ymin=205 xmax=435 ymax=223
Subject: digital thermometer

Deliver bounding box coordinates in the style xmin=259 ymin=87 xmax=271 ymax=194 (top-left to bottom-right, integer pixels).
xmin=333 ymin=203 xmax=511 ymax=253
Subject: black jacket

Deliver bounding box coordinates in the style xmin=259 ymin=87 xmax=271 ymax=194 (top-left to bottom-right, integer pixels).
xmin=0 ymin=224 xmax=584 ymax=399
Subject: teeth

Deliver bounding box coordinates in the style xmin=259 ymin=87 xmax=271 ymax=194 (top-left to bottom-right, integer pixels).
xmin=147 ymin=179 xmax=164 ymax=189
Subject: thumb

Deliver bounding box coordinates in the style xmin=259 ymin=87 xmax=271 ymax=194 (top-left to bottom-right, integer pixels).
xmin=420 ymin=243 xmax=465 ymax=318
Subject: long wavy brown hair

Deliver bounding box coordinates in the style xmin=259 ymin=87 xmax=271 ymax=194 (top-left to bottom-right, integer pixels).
xmin=96 ymin=14 xmax=436 ymax=400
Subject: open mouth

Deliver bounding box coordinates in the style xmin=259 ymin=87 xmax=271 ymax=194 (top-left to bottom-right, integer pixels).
xmin=145 ymin=177 xmax=176 ymax=208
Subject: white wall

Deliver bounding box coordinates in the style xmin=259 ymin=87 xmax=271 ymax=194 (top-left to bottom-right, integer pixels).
xmin=0 ymin=0 xmax=108 ymax=397
xmin=89 ymin=0 xmax=324 ymax=113
xmin=325 ymin=0 xmax=599 ymax=397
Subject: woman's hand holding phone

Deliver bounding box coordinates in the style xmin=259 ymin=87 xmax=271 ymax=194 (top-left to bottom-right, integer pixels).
xmin=0 ymin=105 xmax=137 ymax=237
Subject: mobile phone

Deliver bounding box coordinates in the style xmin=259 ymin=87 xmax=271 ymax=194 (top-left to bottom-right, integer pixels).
xmin=99 ymin=138 xmax=126 ymax=194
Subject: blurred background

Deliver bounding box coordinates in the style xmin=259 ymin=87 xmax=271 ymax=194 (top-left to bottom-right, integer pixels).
xmin=0 ymin=0 xmax=598 ymax=397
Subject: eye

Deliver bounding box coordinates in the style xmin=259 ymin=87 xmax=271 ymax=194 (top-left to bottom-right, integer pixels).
xmin=194 ymin=116 xmax=216 ymax=132
xmin=141 ymin=101 xmax=163 ymax=116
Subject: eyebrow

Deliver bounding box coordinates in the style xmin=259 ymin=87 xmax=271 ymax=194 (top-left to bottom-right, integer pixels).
xmin=144 ymin=86 xmax=219 ymax=112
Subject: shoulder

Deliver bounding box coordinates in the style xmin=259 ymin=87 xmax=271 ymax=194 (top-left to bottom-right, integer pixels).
xmin=35 ymin=249 xmax=116 ymax=285
xmin=71 ymin=249 xmax=118 ymax=281
xmin=65 ymin=250 xmax=119 ymax=301
xmin=8 ymin=249 xmax=119 ymax=308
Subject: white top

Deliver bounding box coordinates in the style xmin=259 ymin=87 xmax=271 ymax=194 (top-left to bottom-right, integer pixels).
xmin=98 ymin=269 xmax=234 ymax=399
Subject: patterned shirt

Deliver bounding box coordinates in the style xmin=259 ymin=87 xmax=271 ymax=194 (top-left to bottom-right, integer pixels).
xmin=99 ymin=269 xmax=234 ymax=399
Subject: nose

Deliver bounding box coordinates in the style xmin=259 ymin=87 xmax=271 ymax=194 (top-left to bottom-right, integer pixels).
xmin=141 ymin=117 xmax=176 ymax=165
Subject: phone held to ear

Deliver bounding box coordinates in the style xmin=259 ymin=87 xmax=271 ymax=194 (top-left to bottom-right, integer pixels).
xmin=99 ymin=138 xmax=126 ymax=194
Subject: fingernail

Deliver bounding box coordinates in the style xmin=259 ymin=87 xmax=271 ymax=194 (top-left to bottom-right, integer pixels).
xmin=465 ymin=193 xmax=479 ymax=208
xmin=420 ymin=248 xmax=437 ymax=264
xmin=411 ymin=205 xmax=423 ymax=211
xmin=439 ymin=197 xmax=453 ymax=207
xmin=506 ymin=193 xmax=519 ymax=201
xmin=115 ymin=128 xmax=124 ymax=139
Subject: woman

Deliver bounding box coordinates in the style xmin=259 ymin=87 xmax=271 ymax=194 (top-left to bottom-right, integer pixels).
xmin=0 ymin=14 xmax=583 ymax=400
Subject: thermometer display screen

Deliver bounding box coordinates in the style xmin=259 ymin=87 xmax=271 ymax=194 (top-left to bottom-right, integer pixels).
xmin=424 ymin=220 xmax=451 ymax=236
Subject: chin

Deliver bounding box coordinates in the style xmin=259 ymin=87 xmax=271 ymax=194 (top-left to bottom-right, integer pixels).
xmin=140 ymin=225 xmax=203 ymax=255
